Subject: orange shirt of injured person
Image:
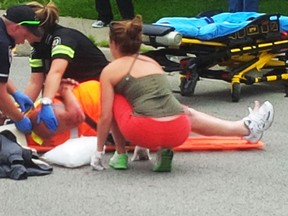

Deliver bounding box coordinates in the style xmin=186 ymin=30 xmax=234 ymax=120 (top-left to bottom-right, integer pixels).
xmin=25 ymin=80 xmax=100 ymax=149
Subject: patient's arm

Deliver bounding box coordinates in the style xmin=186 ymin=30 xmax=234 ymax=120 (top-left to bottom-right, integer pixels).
xmin=28 ymin=83 xmax=85 ymax=139
xmin=56 ymin=84 xmax=85 ymax=130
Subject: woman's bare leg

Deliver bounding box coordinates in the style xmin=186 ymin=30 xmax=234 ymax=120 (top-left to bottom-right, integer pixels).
xmin=110 ymin=118 xmax=127 ymax=154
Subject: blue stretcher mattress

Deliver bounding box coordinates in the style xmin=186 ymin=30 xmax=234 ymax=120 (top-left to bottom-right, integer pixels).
xmin=155 ymin=12 xmax=288 ymax=40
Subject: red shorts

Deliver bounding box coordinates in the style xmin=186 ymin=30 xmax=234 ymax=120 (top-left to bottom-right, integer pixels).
xmin=113 ymin=94 xmax=191 ymax=150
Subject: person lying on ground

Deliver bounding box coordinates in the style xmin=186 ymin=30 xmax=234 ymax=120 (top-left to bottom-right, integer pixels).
xmin=28 ymin=79 xmax=101 ymax=148
xmin=90 ymin=15 xmax=274 ymax=172
xmin=0 ymin=79 xmax=100 ymax=148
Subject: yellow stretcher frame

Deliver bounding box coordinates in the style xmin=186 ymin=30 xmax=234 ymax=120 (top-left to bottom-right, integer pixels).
xmin=177 ymin=36 xmax=288 ymax=101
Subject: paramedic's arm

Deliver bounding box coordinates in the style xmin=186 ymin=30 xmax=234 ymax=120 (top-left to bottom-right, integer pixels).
xmin=35 ymin=59 xmax=68 ymax=131
xmin=6 ymin=80 xmax=16 ymax=94
xmin=7 ymin=80 xmax=34 ymax=112
xmin=42 ymin=59 xmax=68 ymax=100
xmin=24 ymin=72 xmax=45 ymax=102
xmin=0 ymin=82 xmax=24 ymax=121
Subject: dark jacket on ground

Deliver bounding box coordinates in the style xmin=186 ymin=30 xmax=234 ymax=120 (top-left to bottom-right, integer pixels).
xmin=0 ymin=130 xmax=53 ymax=180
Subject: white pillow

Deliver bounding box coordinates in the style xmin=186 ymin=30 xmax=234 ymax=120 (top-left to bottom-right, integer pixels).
xmin=41 ymin=136 xmax=97 ymax=168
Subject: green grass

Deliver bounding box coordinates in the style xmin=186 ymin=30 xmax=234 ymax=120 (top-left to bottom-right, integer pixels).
xmin=1 ymin=0 xmax=288 ymax=23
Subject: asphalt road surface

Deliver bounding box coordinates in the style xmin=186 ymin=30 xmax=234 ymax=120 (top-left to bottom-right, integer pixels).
xmin=1 ymin=56 xmax=288 ymax=216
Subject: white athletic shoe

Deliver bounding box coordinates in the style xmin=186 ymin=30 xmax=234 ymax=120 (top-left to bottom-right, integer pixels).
xmin=91 ymin=20 xmax=109 ymax=28
xmin=243 ymin=101 xmax=274 ymax=143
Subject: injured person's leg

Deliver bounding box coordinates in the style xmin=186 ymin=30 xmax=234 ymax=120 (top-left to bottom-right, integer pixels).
xmin=185 ymin=101 xmax=274 ymax=144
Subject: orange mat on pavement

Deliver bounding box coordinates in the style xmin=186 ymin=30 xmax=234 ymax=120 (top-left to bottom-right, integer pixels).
xmin=29 ymin=136 xmax=264 ymax=153
xmin=105 ymin=136 xmax=264 ymax=152
xmin=173 ymin=136 xmax=264 ymax=151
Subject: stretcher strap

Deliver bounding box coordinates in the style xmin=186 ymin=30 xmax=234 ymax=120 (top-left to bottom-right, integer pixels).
xmin=85 ymin=113 xmax=97 ymax=130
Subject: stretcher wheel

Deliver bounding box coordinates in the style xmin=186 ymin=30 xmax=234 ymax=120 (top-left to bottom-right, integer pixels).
xmin=231 ymin=82 xmax=241 ymax=102
xmin=179 ymin=73 xmax=199 ymax=96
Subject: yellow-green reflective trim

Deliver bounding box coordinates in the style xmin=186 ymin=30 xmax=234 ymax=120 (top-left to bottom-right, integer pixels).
xmin=31 ymin=131 xmax=44 ymax=145
xmin=29 ymin=58 xmax=43 ymax=68
xmin=52 ymin=45 xmax=75 ymax=58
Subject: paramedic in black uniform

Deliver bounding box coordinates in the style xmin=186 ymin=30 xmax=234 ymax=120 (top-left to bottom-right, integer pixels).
xmin=12 ymin=2 xmax=109 ymax=132
xmin=0 ymin=5 xmax=45 ymax=134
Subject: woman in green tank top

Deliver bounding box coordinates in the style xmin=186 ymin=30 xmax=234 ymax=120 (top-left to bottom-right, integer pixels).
xmin=91 ymin=15 xmax=274 ymax=172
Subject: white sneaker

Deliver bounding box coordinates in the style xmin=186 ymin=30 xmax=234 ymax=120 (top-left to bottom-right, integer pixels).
xmin=243 ymin=101 xmax=274 ymax=143
xmin=91 ymin=20 xmax=109 ymax=28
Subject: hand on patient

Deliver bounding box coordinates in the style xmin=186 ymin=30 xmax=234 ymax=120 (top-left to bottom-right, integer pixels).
xmin=90 ymin=151 xmax=105 ymax=171
xmin=12 ymin=90 xmax=34 ymax=112
xmin=61 ymin=78 xmax=79 ymax=86
xmin=57 ymin=78 xmax=79 ymax=97
xmin=37 ymin=104 xmax=58 ymax=132
xmin=15 ymin=116 xmax=32 ymax=134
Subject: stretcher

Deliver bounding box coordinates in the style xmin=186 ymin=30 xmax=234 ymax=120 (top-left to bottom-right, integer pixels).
xmin=142 ymin=12 xmax=288 ymax=102
xmin=27 ymin=136 xmax=263 ymax=153
xmin=106 ymin=136 xmax=264 ymax=152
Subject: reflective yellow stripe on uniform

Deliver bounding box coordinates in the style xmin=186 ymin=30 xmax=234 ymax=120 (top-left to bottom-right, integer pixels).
xmin=52 ymin=45 xmax=75 ymax=58
xmin=29 ymin=58 xmax=43 ymax=68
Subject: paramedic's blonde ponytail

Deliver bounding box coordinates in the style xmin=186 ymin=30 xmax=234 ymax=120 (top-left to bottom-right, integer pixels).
xmin=26 ymin=1 xmax=59 ymax=32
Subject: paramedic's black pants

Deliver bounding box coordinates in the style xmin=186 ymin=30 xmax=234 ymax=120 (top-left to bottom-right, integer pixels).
xmin=95 ymin=0 xmax=135 ymax=24
xmin=228 ymin=0 xmax=258 ymax=12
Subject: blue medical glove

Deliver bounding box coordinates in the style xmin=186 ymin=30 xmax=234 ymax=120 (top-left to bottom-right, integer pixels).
xmin=36 ymin=104 xmax=58 ymax=132
xmin=12 ymin=90 xmax=34 ymax=112
xmin=15 ymin=116 xmax=32 ymax=134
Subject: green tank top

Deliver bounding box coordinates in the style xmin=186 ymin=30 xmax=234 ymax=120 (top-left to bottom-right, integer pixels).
xmin=115 ymin=73 xmax=184 ymax=117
